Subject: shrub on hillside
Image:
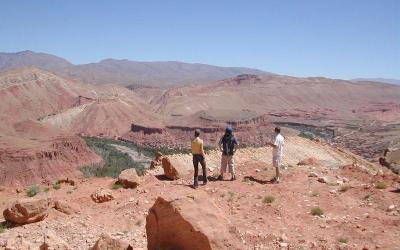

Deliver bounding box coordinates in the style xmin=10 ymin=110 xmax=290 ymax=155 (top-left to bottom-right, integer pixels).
xmin=311 ymin=207 xmax=324 ymax=216
xmin=263 ymin=196 xmax=275 ymax=204
xmin=53 ymin=181 xmax=61 ymax=190
xmin=112 ymin=183 xmax=123 ymax=190
xmin=27 ymin=186 xmax=40 ymax=197
xmin=375 ymin=181 xmax=387 ymax=189
xmin=0 ymin=223 xmax=6 ymax=234
xmin=339 ymin=185 xmax=351 ymax=192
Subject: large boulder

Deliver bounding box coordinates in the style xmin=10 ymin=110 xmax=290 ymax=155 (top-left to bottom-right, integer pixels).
xmin=53 ymin=200 xmax=80 ymax=215
xmin=117 ymin=168 xmax=140 ymax=189
xmin=146 ymin=191 xmax=243 ymax=250
xmin=91 ymin=189 xmax=114 ymax=203
xmin=380 ymin=148 xmax=400 ymax=174
xmin=91 ymin=233 xmax=133 ymax=250
xmin=161 ymin=157 xmax=189 ymax=180
xmin=3 ymin=198 xmax=52 ymax=224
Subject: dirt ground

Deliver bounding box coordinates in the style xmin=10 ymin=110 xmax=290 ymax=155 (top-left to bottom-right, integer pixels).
xmin=0 ymin=137 xmax=399 ymax=249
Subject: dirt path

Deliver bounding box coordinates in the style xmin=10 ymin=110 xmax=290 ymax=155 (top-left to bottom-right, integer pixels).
xmin=110 ymin=144 xmax=151 ymax=163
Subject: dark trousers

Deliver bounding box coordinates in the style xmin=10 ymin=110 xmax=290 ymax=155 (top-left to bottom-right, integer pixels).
xmin=193 ymin=154 xmax=207 ymax=187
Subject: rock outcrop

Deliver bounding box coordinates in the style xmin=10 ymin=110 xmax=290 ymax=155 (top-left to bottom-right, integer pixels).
xmin=117 ymin=168 xmax=140 ymax=189
xmin=3 ymin=198 xmax=52 ymax=224
xmin=0 ymin=121 xmax=102 ymax=186
xmin=161 ymin=157 xmax=189 ymax=180
xmin=380 ymin=148 xmax=400 ymax=174
xmin=91 ymin=233 xmax=133 ymax=250
xmin=53 ymin=200 xmax=80 ymax=215
xmin=150 ymin=152 xmax=163 ymax=169
xmin=91 ymin=189 xmax=114 ymax=203
xmin=146 ymin=191 xmax=243 ymax=250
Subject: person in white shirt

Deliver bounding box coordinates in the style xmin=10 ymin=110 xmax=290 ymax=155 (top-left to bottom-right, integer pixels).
xmin=267 ymin=127 xmax=284 ymax=183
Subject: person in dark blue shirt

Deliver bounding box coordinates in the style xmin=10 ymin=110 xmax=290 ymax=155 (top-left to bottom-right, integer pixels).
xmin=218 ymin=127 xmax=238 ymax=181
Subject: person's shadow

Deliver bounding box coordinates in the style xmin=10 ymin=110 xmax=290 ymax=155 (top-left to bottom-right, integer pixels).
xmin=154 ymin=174 xmax=173 ymax=181
xmin=243 ymin=176 xmax=274 ymax=184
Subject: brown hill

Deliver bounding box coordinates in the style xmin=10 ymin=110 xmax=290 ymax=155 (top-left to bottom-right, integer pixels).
xmin=138 ymin=74 xmax=400 ymax=120
xmin=58 ymin=59 xmax=269 ymax=86
xmin=127 ymin=74 xmax=400 ymax=160
xmin=0 ymin=50 xmax=73 ymax=72
xmin=0 ymin=67 xmax=92 ymax=121
xmin=0 ymin=67 xmax=161 ymax=138
xmin=42 ymin=90 xmax=163 ymax=137
xmin=0 ymin=117 xmax=101 ymax=186
xmin=0 ymin=68 xmax=110 ymax=185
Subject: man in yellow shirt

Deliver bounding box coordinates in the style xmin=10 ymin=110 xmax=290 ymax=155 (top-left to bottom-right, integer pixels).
xmin=191 ymin=129 xmax=207 ymax=189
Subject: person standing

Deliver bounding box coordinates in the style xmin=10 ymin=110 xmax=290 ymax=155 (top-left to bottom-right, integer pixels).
xmin=267 ymin=127 xmax=285 ymax=183
xmin=191 ymin=129 xmax=207 ymax=189
xmin=218 ymin=127 xmax=238 ymax=181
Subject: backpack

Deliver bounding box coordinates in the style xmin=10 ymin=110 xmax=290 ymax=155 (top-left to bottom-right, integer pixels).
xmin=221 ymin=134 xmax=236 ymax=155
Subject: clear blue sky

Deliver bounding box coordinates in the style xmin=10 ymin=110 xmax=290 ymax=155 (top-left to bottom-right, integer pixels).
xmin=1 ymin=0 xmax=399 ymax=79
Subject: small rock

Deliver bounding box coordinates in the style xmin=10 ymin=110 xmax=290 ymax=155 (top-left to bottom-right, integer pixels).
xmin=117 ymin=168 xmax=141 ymax=189
xmin=91 ymin=233 xmax=133 ymax=250
xmin=91 ymin=189 xmax=114 ymax=203
xmin=387 ymin=205 xmax=396 ymax=212
xmin=279 ymin=234 xmax=288 ymax=242
xmin=318 ymin=177 xmax=327 ymax=183
xmin=308 ymin=172 xmax=319 ymax=177
xmin=279 ymin=242 xmax=288 ymax=248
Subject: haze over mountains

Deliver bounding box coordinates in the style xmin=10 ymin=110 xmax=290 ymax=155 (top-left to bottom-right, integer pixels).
xmin=2 ymin=50 xmax=399 ymax=87
xmin=352 ymin=78 xmax=400 ymax=85
xmin=0 ymin=51 xmax=269 ymax=86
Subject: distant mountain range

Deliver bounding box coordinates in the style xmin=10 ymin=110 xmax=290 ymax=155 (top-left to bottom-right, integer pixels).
xmin=0 ymin=51 xmax=270 ymax=86
xmin=0 ymin=50 xmax=73 ymax=71
xmin=352 ymin=78 xmax=400 ymax=85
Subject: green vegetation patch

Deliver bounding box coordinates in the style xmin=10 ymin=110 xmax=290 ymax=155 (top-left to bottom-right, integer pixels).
xmin=311 ymin=207 xmax=324 ymax=216
xmin=81 ymin=137 xmax=137 ymax=178
xmin=0 ymin=223 xmax=6 ymax=233
xmin=27 ymin=185 xmax=40 ymax=197
xmin=80 ymin=136 xmax=215 ymax=178
xmin=112 ymin=183 xmax=124 ymax=190
xmin=375 ymin=181 xmax=387 ymax=190
xmin=262 ymin=195 xmax=275 ymax=204
xmin=53 ymin=181 xmax=61 ymax=190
